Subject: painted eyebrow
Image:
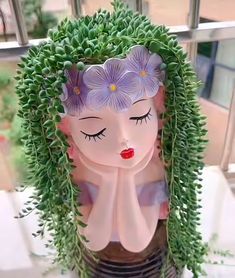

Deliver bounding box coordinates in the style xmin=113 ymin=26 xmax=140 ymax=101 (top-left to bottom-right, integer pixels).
xmin=79 ymin=116 xmax=102 ymax=120
xmin=133 ymin=98 xmax=147 ymax=105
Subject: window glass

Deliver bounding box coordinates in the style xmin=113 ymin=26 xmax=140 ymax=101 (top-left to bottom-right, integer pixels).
xmin=145 ymin=0 xmax=189 ymax=25
xmin=197 ymin=38 xmax=235 ymax=108
xmin=81 ymin=0 xmax=113 ymax=15
xmin=201 ymin=0 xmax=235 ymax=22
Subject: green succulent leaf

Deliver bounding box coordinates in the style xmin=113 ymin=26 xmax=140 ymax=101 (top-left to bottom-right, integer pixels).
xmin=64 ymin=61 xmax=73 ymax=69
xmin=76 ymin=61 xmax=85 ymax=71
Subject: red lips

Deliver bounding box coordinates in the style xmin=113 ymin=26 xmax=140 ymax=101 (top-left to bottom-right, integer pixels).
xmin=120 ymin=148 xmax=134 ymax=159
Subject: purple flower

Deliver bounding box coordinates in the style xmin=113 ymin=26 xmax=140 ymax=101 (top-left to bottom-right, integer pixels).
xmin=125 ymin=45 xmax=165 ymax=98
xmin=83 ymin=58 xmax=139 ymax=112
xmin=60 ymin=66 xmax=87 ymax=115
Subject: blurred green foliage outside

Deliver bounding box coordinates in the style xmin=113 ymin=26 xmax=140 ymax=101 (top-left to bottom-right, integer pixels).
xmin=22 ymin=0 xmax=58 ymax=38
xmin=0 ymin=70 xmax=28 ymax=183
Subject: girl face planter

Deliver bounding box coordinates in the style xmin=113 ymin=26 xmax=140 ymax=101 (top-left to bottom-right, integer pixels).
xmin=16 ymin=2 xmax=206 ymax=274
xmin=61 ymin=45 xmax=164 ymax=169
xmin=59 ymin=45 xmax=169 ymax=253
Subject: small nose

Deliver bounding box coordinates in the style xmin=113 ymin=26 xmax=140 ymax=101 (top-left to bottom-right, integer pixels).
xmin=116 ymin=120 xmax=130 ymax=148
xmin=121 ymin=139 xmax=129 ymax=149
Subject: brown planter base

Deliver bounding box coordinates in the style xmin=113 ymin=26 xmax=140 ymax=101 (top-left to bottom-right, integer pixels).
xmin=83 ymin=220 xmax=179 ymax=277
xmin=84 ymin=248 xmax=177 ymax=277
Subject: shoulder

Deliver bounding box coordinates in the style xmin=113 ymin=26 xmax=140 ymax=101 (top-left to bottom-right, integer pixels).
xmin=77 ymin=181 xmax=99 ymax=205
xmin=137 ymin=180 xmax=169 ymax=206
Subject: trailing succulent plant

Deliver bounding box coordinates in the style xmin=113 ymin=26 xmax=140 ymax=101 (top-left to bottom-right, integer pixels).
xmin=15 ymin=0 xmax=207 ymax=277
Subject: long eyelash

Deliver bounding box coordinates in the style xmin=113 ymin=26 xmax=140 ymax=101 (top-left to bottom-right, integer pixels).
xmin=80 ymin=128 xmax=106 ymax=141
xmin=130 ymin=108 xmax=152 ymax=125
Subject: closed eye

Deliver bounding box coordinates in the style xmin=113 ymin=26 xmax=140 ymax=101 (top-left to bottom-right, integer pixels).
xmin=80 ymin=128 xmax=106 ymax=142
xmin=129 ymin=108 xmax=152 ymax=125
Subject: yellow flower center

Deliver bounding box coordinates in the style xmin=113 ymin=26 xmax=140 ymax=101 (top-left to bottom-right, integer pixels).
xmin=109 ymin=84 xmax=117 ymax=92
xmin=73 ymin=86 xmax=80 ymax=95
xmin=140 ymin=70 xmax=148 ymax=77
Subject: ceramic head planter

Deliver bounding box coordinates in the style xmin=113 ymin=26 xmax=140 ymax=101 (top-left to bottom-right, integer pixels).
xmin=15 ymin=1 xmax=207 ymax=277
xmin=60 ymin=45 xmax=168 ymax=253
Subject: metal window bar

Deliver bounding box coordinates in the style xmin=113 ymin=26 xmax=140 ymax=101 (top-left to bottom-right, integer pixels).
xmin=1 ymin=0 xmax=235 ymax=177
xmin=136 ymin=0 xmax=143 ymax=13
xmin=220 ymin=83 xmax=235 ymax=173
xmin=8 ymin=0 xmax=28 ymax=45
xmin=1 ymin=21 xmax=235 ymax=59
xmin=71 ymin=0 xmax=82 ymax=18
xmin=187 ymin=0 xmax=200 ymax=66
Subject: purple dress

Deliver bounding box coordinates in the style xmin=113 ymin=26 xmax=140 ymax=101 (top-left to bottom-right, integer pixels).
xmin=77 ymin=180 xmax=168 ymax=206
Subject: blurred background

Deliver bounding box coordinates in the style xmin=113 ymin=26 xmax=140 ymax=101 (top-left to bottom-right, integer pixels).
xmin=0 ymin=1 xmax=235 ymax=277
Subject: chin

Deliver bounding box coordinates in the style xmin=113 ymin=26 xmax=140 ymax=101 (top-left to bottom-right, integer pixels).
xmin=118 ymin=162 xmax=137 ymax=169
xmin=117 ymin=156 xmax=142 ymax=169
xmin=94 ymin=149 xmax=148 ymax=169
xmin=95 ymin=157 xmax=139 ymax=169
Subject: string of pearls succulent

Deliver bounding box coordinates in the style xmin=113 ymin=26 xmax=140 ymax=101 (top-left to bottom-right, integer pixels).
xmin=15 ymin=0 xmax=207 ymax=277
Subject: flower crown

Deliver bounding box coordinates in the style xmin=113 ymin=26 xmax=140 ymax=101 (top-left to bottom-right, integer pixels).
xmin=61 ymin=45 xmax=165 ymax=115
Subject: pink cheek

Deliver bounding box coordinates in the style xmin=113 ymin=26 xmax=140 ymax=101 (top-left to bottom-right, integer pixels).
xmin=159 ymin=201 xmax=170 ymax=219
xmin=155 ymin=139 xmax=161 ymax=155
xmin=67 ymin=145 xmax=74 ymax=159
xmin=68 ymin=141 xmax=79 ymax=158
